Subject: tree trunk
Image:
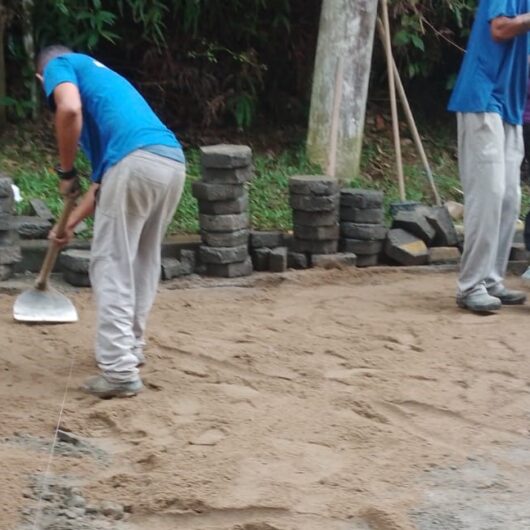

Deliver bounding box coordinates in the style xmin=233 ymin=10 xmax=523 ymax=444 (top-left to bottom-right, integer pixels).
xmin=307 ymin=0 xmax=378 ymax=183
xmin=0 ymin=2 xmax=7 ymax=130
xmin=21 ymin=0 xmax=37 ymax=120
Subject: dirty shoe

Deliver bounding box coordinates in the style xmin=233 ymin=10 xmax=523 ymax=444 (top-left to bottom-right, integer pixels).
xmin=81 ymin=375 xmax=143 ymax=398
xmin=487 ymin=285 xmax=527 ymax=305
xmin=456 ymin=291 xmax=501 ymax=313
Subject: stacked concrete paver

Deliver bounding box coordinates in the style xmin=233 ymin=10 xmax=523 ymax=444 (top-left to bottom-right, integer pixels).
xmin=194 ymin=145 xmax=253 ymax=277
xmin=0 ymin=175 xmax=21 ymax=280
xmin=289 ymin=175 xmax=340 ymax=265
xmin=340 ymin=189 xmax=387 ymax=267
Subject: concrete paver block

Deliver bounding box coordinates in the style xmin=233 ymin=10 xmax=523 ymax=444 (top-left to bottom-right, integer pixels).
xmin=250 ymin=231 xmax=284 ymax=249
xmin=311 ymin=253 xmax=357 ymax=268
xmin=289 ymin=175 xmax=340 ymax=196
xmin=29 ymin=199 xmax=54 ymax=221
xmin=340 ymin=223 xmax=387 ymax=241
xmin=202 ymin=165 xmax=253 ymax=184
xmin=356 ymin=254 xmax=379 ymax=268
xmin=206 ymin=257 xmax=253 ymax=278
xmin=12 ymin=216 xmax=52 ymax=239
xmin=63 ymin=269 xmax=91 ymax=287
xmin=421 ymin=206 xmax=459 ymax=247
xmin=340 ymin=207 xmax=384 ymax=224
xmin=269 ymin=247 xmax=288 ymax=272
xmin=251 ymin=248 xmax=271 ymax=271
xmin=392 ymin=210 xmax=436 ymax=244
xmin=289 ymin=193 xmax=340 ymax=212
xmin=292 ymin=210 xmax=338 ymax=227
xmin=0 ymin=176 xmax=13 ymax=198
xmin=288 ymin=251 xmax=308 ymax=269
xmin=340 ymin=238 xmax=384 ymax=255
xmin=293 ymin=239 xmax=338 ymax=254
xmin=199 ymin=213 xmax=249 ymax=233
xmin=198 ymin=194 xmax=249 ymax=215
xmin=199 ymin=244 xmax=248 ymax=265
xmin=200 ymin=145 xmax=252 ymax=169
xmin=341 ymin=188 xmax=384 ymax=209
xmin=201 ymin=229 xmax=249 ymax=247
xmin=0 ymin=245 xmax=21 ymax=265
xmin=429 ymin=246 xmax=461 ymax=265
xmin=60 ymin=249 xmax=90 ymax=273
xmin=192 ymin=181 xmax=245 ymax=202
xmin=293 ymin=224 xmax=339 ymax=241
xmin=385 ymin=228 xmax=429 ymax=266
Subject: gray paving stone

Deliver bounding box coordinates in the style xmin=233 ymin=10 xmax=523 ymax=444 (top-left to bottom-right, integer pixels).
xmin=293 ymin=239 xmax=338 ymax=254
xmin=201 ymin=229 xmax=249 ymax=247
xmin=199 ymin=244 xmax=248 ymax=264
xmin=250 ymin=230 xmax=284 ymax=249
xmin=199 ymin=213 xmax=249 ymax=232
xmin=288 ymin=251 xmax=308 ymax=269
xmin=0 ymin=176 xmax=13 ymax=198
xmin=311 ymin=252 xmax=357 ymax=268
xmin=421 ymin=205 xmax=459 ymax=247
xmin=292 ymin=210 xmax=338 ymax=227
xmin=340 ymin=207 xmax=384 ymax=224
xmin=290 ymin=193 xmax=340 ymax=212
xmin=340 ymin=238 xmax=384 ymax=255
xmin=60 ymin=249 xmax=91 ymax=273
xmin=29 ymin=198 xmax=54 ymax=220
xmin=206 ymin=257 xmax=253 ymax=278
xmin=0 ymin=215 xmax=11 ymax=231
xmin=198 ymin=194 xmax=248 ymax=215
xmin=200 ymin=144 xmax=252 ymax=169
xmin=289 ymin=175 xmax=339 ymax=196
xmin=293 ymin=223 xmax=339 ymax=241
xmin=202 ymin=165 xmax=253 ymax=184
xmin=269 ymin=246 xmax=288 ymax=272
xmin=0 ymin=196 xmax=14 ymax=214
xmin=161 ymin=254 xmax=194 ymax=280
xmin=385 ymin=228 xmax=429 ymax=266
xmin=63 ymin=269 xmax=91 ymax=287
xmin=429 ymin=246 xmax=461 ymax=265
xmin=0 ymin=245 xmax=21 ymax=265
xmin=392 ymin=209 xmax=436 ymax=244
xmin=12 ymin=216 xmax=52 ymax=239
xmin=192 ymin=181 xmax=245 ymax=202
xmin=340 ymin=223 xmax=387 ymax=241
xmin=0 ymin=229 xmax=19 ymax=246
xmin=251 ymin=248 xmax=271 ymax=271
xmin=341 ymin=188 xmax=384 ymax=209
xmin=356 ymin=254 xmax=379 ymax=268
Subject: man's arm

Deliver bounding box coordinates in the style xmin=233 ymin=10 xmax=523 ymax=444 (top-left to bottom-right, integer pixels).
xmin=491 ymin=13 xmax=530 ymax=42
xmin=53 ymin=82 xmax=82 ymax=196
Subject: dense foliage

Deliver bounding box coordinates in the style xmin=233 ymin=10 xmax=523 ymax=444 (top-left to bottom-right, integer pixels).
xmin=1 ymin=0 xmax=478 ymax=131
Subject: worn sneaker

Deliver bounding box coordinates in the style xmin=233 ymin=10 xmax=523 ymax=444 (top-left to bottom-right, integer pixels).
xmin=456 ymin=291 xmax=502 ymax=313
xmin=81 ymin=375 xmax=143 ymax=398
xmin=487 ymin=285 xmax=527 ymax=305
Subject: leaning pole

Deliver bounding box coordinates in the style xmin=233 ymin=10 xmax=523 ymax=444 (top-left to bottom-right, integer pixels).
xmin=307 ymin=0 xmax=378 ymax=183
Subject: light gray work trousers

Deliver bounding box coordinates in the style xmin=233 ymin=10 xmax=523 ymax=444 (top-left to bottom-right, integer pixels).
xmin=457 ymin=112 xmax=523 ymax=297
xmin=90 ymin=150 xmax=185 ymax=382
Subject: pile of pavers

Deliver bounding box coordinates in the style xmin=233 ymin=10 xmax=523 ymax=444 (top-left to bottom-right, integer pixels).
xmin=193 ymin=145 xmax=253 ymax=278
xmin=289 ymin=175 xmax=354 ymax=268
xmin=339 ymin=189 xmax=387 ymax=267
xmin=0 ymin=175 xmax=21 ymax=280
xmin=385 ymin=205 xmax=460 ymax=266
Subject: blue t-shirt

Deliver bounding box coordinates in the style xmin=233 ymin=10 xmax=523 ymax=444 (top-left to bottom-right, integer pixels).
xmin=44 ymin=53 xmax=184 ymax=182
xmin=448 ymin=0 xmax=530 ymax=125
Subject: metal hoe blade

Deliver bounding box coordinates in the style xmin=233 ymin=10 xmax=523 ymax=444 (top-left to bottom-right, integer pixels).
xmin=13 ymin=286 xmax=78 ymax=323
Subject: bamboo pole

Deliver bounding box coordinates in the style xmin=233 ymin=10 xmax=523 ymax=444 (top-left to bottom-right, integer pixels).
xmin=376 ymin=18 xmax=442 ymax=206
xmin=380 ymin=0 xmax=405 ymax=201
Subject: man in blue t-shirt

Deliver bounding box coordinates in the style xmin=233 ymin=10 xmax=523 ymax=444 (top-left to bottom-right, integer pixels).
xmin=448 ymin=0 xmax=530 ymax=312
xmin=37 ymin=45 xmax=186 ymax=397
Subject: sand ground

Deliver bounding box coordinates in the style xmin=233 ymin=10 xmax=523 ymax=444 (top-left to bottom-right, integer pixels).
xmin=1 ymin=267 xmax=530 ymax=530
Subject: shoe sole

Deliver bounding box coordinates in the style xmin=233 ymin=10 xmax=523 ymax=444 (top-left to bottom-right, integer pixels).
xmin=456 ymin=300 xmax=501 ymax=313
xmin=81 ymin=386 xmax=143 ymax=399
xmin=497 ymin=297 xmax=527 ymax=306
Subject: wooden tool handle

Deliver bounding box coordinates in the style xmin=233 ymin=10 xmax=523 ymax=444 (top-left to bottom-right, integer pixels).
xmin=35 ymin=195 xmax=77 ymax=290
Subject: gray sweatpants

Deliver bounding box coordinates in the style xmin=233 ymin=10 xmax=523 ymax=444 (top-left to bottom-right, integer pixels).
xmin=457 ymin=112 xmax=523 ymax=297
xmin=90 ymin=150 xmax=185 ymax=382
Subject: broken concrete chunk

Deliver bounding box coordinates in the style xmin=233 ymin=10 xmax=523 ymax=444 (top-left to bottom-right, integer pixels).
xmin=200 ymin=145 xmax=252 ymax=169
xmin=340 ymin=223 xmax=387 ymax=241
xmin=311 ymin=253 xmax=357 ymax=269
xmin=289 ymin=175 xmax=340 ymax=196
xmin=269 ymin=247 xmax=288 ymax=273
xmin=198 ymin=194 xmax=248 ymax=215
xmin=201 ymin=229 xmax=249 ymax=247
xmin=199 ymin=213 xmax=249 ymax=233
xmin=201 ymin=165 xmax=254 ymax=184
xmin=293 ymin=223 xmax=339 ymax=241
xmin=199 ymin=244 xmax=248 ymax=265
xmin=385 ymin=228 xmax=429 ymax=266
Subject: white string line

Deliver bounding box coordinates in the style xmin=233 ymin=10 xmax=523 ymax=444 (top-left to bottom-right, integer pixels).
xmin=31 ymin=352 xmax=76 ymax=530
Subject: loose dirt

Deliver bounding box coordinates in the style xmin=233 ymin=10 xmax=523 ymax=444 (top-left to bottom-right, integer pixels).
xmin=1 ymin=267 xmax=530 ymax=530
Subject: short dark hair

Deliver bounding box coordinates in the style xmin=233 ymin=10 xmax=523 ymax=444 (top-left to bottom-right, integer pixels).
xmin=36 ymin=45 xmax=73 ymax=74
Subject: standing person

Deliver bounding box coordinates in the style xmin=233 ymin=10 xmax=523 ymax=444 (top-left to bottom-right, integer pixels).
xmin=448 ymin=0 xmax=530 ymax=313
xmin=36 ymin=46 xmax=186 ymax=397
